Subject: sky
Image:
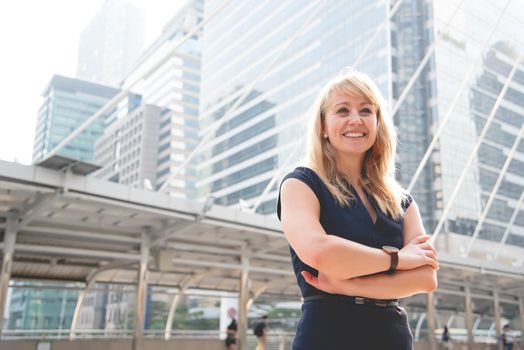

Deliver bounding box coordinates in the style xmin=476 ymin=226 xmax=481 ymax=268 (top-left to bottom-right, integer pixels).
xmin=0 ymin=0 xmax=188 ymax=164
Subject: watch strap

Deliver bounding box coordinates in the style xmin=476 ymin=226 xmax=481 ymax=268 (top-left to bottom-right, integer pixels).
xmin=388 ymin=252 xmax=398 ymax=274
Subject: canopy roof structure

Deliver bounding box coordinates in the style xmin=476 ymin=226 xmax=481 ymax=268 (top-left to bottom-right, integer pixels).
xmin=0 ymin=159 xmax=523 ymax=348
xmin=0 ymin=159 xmax=297 ymax=296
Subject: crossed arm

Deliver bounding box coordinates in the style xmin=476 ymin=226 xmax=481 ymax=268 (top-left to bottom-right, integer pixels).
xmin=280 ymin=178 xmax=438 ymax=299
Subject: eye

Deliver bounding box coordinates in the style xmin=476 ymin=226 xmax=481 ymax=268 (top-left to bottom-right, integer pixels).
xmin=360 ymin=108 xmax=373 ymax=116
xmin=336 ymin=107 xmax=349 ymax=115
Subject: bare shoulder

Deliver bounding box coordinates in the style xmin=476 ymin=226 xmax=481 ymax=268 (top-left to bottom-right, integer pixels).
xmin=402 ymin=199 xmax=426 ymax=244
xmin=279 ymin=177 xmax=326 ymax=266
xmin=280 ymin=178 xmax=320 ymax=220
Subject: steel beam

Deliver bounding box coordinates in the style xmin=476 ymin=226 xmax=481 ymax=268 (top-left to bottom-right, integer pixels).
xmin=133 ymin=233 xmax=150 ymax=350
xmin=464 ymin=282 xmax=475 ymax=347
xmin=494 ymin=289 xmax=502 ymax=350
xmin=0 ymin=212 xmax=17 ymax=333
xmin=13 ymin=243 xmax=141 ymax=261
xmin=70 ymin=261 xmax=136 ymax=340
xmin=69 ymin=279 xmax=95 ymax=340
xmin=519 ymin=297 xmax=524 ymax=348
xmin=238 ymin=252 xmax=250 ymax=350
xmin=164 ymin=269 xmax=221 ymax=340
xmin=17 ymin=190 xmax=62 ymax=230
xmin=426 ymin=293 xmax=437 ymax=350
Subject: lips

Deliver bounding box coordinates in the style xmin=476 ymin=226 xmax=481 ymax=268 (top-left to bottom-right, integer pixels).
xmin=342 ymin=131 xmax=366 ymax=138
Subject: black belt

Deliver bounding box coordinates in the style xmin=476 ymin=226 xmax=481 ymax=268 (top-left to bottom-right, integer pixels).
xmin=303 ymin=294 xmax=399 ymax=308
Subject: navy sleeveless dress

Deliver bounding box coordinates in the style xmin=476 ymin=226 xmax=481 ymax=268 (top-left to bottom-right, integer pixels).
xmin=277 ymin=167 xmax=414 ymax=350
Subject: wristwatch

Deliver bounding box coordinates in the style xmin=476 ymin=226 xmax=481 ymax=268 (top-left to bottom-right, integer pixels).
xmin=382 ymin=245 xmax=399 ymax=274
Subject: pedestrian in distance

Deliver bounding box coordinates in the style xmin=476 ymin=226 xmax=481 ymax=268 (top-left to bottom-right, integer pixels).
xmin=442 ymin=325 xmax=453 ymax=349
xmin=253 ymin=315 xmax=268 ymax=350
xmin=225 ymin=317 xmax=237 ymax=350
xmin=501 ymin=324 xmax=516 ymax=350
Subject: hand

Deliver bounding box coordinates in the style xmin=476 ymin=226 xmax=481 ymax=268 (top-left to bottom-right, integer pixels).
xmin=301 ymin=271 xmax=354 ymax=294
xmin=398 ymin=235 xmax=439 ymax=270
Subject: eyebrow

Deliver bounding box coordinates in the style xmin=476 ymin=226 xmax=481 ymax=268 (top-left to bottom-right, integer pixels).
xmin=334 ymin=101 xmax=373 ymax=107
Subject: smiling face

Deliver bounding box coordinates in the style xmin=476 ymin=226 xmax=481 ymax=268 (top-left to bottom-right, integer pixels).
xmin=322 ymin=90 xmax=378 ymax=163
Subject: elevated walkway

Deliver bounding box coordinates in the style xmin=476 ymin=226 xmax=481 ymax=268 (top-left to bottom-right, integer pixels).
xmin=0 ymin=160 xmax=523 ymax=349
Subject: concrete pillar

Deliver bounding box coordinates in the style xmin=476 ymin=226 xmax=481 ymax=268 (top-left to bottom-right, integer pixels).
xmin=238 ymin=252 xmax=250 ymax=350
xmin=519 ymin=297 xmax=524 ymax=349
xmin=494 ymin=288 xmax=503 ymax=350
xmin=415 ymin=313 xmax=426 ymax=340
xmin=69 ymin=288 xmax=87 ymax=340
xmin=0 ymin=212 xmax=17 ymax=333
xmin=164 ymin=292 xmax=183 ymax=340
xmin=464 ymin=281 xmax=475 ymax=347
xmin=426 ymin=293 xmax=437 ymax=350
xmin=70 ymin=278 xmax=97 ymax=340
xmin=133 ymin=233 xmax=150 ymax=350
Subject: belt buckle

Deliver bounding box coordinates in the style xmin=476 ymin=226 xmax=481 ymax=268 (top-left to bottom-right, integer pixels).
xmin=354 ymin=297 xmax=365 ymax=305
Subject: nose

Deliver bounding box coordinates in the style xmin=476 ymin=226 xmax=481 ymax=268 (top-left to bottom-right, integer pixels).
xmin=347 ymin=110 xmax=363 ymax=124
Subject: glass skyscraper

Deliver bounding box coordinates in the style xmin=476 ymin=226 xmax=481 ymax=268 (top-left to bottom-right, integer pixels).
xmin=77 ymin=0 xmax=145 ymax=86
xmin=198 ymin=0 xmax=524 ymax=258
xmin=198 ymin=0 xmax=392 ymax=214
xmin=123 ymin=0 xmax=203 ymax=197
xmin=32 ymin=75 xmax=120 ymax=163
xmin=8 ymin=283 xmax=78 ymax=331
xmin=429 ymin=0 xmax=524 ymax=258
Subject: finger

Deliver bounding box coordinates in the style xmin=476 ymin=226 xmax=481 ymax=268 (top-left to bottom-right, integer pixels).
xmin=411 ymin=235 xmax=429 ymax=244
xmin=424 ymin=250 xmax=438 ymax=262
xmin=426 ymin=256 xmax=439 ymax=269
xmin=419 ymin=242 xmax=438 ymax=255
xmin=418 ymin=242 xmax=438 ymax=258
xmin=301 ymin=271 xmax=319 ymax=288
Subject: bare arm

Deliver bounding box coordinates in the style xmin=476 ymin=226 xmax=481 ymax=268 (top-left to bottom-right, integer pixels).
xmin=400 ymin=199 xmax=438 ymax=291
xmin=301 ymin=198 xmax=438 ymax=298
xmin=302 ymin=266 xmax=437 ymax=299
xmin=281 ymin=179 xmax=437 ymax=279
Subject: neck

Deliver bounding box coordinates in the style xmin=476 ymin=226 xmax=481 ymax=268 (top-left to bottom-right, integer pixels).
xmin=336 ymin=154 xmax=364 ymax=187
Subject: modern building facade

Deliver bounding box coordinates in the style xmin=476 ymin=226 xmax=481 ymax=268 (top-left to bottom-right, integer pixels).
xmin=76 ymin=287 xmax=108 ymax=331
xmin=122 ymin=0 xmax=203 ymax=197
xmin=198 ymin=0 xmax=392 ymax=214
xmin=76 ymin=0 xmax=145 ymax=86
xmin=93 ymin=103 xmax=162 ymax=188
xmin=32 ymin=75 xmax=120 ymax=163
xmin=429 ymin=0 xmax=524 ymax=260
xmin=198 ymin=0 xmax=524 ymax=250
xmin=7 ymin=284 xmax=78 ymax=331
xmin=390 ymin=0 xmax=438 ymax=231
xmin=197 ymin=0 xmax=524 ymax=340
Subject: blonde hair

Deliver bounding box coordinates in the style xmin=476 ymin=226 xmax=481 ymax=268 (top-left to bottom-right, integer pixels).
xmin=305 ymin=69 xmax=406 ymax=219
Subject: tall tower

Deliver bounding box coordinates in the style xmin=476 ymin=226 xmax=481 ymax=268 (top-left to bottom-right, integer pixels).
xmin=76 ymin=0 xmax=145 ymax=86
xmin=32 ymin=75 xmax=120 ymax=163
xmin=122 ymin=0 xmax=203 ymax=196
xmin=198 ymin=0 xmax=392 ymax=214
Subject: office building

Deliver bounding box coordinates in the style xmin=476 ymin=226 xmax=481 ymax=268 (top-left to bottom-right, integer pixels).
xmin=77 ymin=0 xmax=145 ymax=86
xmin=7 ymin=283 xmax=78 ymax=331
xmin=122 ymin=0 xmax=203 ymax=197
xmin=32 ymin=75 xmax=120 ymax=163
xmin=94 ymin=103 xmax=162 ymax=188
xmin=198 ymin=0 xmax=392 ymax=214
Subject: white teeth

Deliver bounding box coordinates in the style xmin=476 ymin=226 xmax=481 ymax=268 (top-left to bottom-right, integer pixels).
xmin=343 ymin=132 xmax=365 ymax=138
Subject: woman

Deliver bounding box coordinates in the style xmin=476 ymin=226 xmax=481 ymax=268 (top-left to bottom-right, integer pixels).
xmin=442 ymin=325 xmax=453 ymax=349
xmin=225 ymin=318 xmax=237 ymax=350
xmin=277 ymin=70 xmax=438 ymax=349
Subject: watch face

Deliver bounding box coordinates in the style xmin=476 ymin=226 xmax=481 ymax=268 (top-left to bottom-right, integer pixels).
xmin=382 ymin=245 xmax=399 ymax=254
